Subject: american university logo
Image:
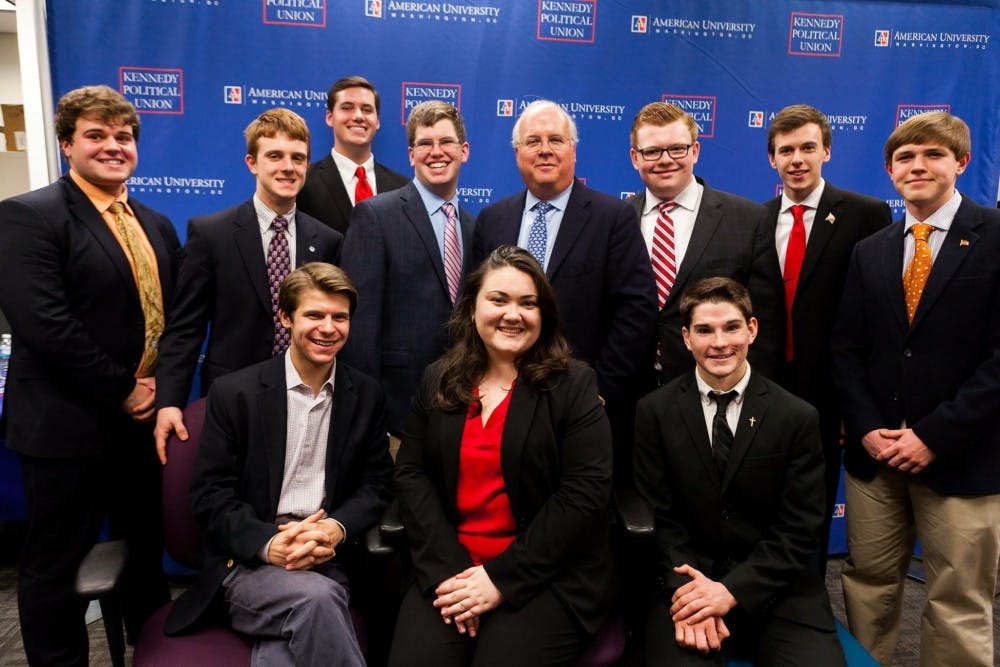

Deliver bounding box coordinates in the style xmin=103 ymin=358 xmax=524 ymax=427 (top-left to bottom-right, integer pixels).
xmin=876 ymin=27 xmax=990 ymax=50
xmin=263 ymin=0 xmax=327 ymax=27
xmin=537 ymin=0 xmax=596 ymax=43
xmin=874 ymin=30 xmax=890 ymax=47
xmin=119 ymin=67 xmax=184 ymax=115
xmin=366 ymin=0 xmax=383 ymax=18
xmin=224 ymin=86 xmax=243 ymax=105
xmin=748 ymin=111 xmax=764 ymax=128
xmin=788 ymin=12 xmax=843 ymax=57
xmin=497 ymin=99 xmax=514 ymax=117
xmin=631 ymin=15 xmax=647 ymax=34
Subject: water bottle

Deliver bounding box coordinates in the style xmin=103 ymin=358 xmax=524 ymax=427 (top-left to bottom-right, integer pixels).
xmin=0 ymin=333 xmax=10 ymax=400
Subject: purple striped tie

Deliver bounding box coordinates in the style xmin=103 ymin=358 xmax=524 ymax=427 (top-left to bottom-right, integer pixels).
xmin=441 ymin=202 xmax=462 ymax=304
xmin=268 ymin=215 xmax=291 ymax=355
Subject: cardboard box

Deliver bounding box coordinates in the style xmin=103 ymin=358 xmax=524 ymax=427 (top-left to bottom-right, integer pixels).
xmin=1 ymin=104 xmax=26 ymax=151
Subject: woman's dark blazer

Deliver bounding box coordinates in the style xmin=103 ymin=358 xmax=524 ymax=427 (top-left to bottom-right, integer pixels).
xmin=393 ymin=361 xmax=615 ymax=634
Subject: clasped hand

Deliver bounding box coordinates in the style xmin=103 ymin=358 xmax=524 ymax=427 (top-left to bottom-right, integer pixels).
xmin=669 ymin=564 xmax=734 ymax=653
xmin=433 ymin=566 xmax=503 ymax=637
xmin=266 ymin=509 xmax=343 ymax=571
xmin=862 ymin=428 xmax=936 ymax=473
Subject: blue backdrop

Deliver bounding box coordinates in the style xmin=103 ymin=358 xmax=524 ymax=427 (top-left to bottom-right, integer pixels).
xmin=45 ymin=0 xmax=998 ymax=237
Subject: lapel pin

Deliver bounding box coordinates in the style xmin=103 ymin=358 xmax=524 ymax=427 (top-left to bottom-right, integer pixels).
xmin=959 ymin=239 xmax=970 ymax=247
xmin=748 ymin=416 xmax=757 ymax=428
xmin=308 ymin=245 xmax=316 ymax=252
xmin=825 ymin=213 xmax=836 ymax=224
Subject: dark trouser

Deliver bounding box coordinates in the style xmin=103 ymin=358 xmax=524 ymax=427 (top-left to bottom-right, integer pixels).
xmin=17 ymin=420 xmax=168 ymax=667
xmin=389 ymin=582 xmax=587 ymax=667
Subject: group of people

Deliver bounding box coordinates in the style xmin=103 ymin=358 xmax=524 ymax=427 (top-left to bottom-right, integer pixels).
xmin=0 ymin=74 xmax=997 ymax=667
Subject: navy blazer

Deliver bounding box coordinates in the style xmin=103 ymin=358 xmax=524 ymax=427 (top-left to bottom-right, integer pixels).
xmin=394 ymin=362 xmax=615 ymax=634
xmin=762 ymin=183 xmax=890 ymax=419
xmin=635 ymin=370 xmax=834 ymax=630
xmin=474 ymin=181 xmax=657 ymax=404
xmin=0 ymin=175 xmax=180 ymax=457
xmin=156 ymin=200 xmax=343 ymax=408
xmin=832 ymin=195 xmax=1000 ymax=496
xmin=164 ymin=356 xmax=393 ymax=635
xmin=630 ymin=178 xmax=783 ymax=385
xmin=297 ymin=154 xmax=410 ymax=234
xmin=339 ymin=181 xmax=475 ymax=433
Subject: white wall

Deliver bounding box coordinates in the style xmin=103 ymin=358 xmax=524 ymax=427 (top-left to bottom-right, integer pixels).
xmin=0 ymin=33 xmax=21 ymax=103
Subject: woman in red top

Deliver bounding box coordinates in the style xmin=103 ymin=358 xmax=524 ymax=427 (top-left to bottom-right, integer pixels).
xmin=390 ymin=245 xmax=615 ymax=666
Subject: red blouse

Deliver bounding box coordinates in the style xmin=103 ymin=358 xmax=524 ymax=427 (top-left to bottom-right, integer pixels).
xmin=456 ymin=387 xmax=518 ymax=565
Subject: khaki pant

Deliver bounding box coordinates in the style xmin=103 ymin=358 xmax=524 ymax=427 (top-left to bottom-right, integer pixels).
xmin=842 ymin=469 xmax=1000 ymax=667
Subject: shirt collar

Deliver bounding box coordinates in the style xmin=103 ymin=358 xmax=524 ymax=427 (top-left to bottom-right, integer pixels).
xmin=695 ymin=364 xmax=752 ymax=404
xmin=254 ymin=193 xmax=296 ymax=235
xmin=331 ymin=149 xmax=375 ymax=185
xmin=780 ymin=178 xmax=825 ymax=213
xmin=412 ymin=177 xmax=458 ymax=217
xmin=69 ymin=169 xmax=131 ymax=215
xmin=643 ymin=177 xmax=699 ymax=216
xmin=283 ymin=352 xmax=336 ymax=396
xmin=904 ymin=189 xmax=962 ymax=232
xmin=526 ymin=181 xmax=574 ymax=213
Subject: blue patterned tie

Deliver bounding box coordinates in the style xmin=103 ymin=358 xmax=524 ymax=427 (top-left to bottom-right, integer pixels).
xmin=527 ymin=201 xmax=553 ymax=267
xmin=268 ymin=215 xmax=291 ymax=355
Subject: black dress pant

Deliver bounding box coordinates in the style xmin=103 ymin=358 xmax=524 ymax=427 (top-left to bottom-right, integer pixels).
xmin=389 ymin=582 xmax=587 ymax=667
xmin=17 ymin=419 xmax=169 ymax=667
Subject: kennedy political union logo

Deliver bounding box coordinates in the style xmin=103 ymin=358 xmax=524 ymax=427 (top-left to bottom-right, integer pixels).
xmin=896 ymin=104 xmax=951 ymax=126
xmin=788 ymin=12 xmax=843 ymax=57
xmin=537 ymin=0 xmax=596 ymax=43
xmin=263 ymin=0 xmax=326 ymax=27
xmin=119 ymin=67 xmax=184 ymax=115
xmin=662 ymin=94 xmax=715 ymax=138
xmin=401 ymin=82 xmax=462 ymax=124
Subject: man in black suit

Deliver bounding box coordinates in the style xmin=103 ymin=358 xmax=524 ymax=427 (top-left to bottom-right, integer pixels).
xmin=635 ymin=277 xmax=844 ymax=666
xmin=763 ymin=104 xmax=891 ymax=572
xmin=297 ymin=75 xmax=409 ymax=234
xmin=340 ymin=101 xmax=474 ymax=439
xmin=628 ymin=102 xmax=782 ymax=386
xmin=0 ymin=85 xmax=179 ymax=665
xmin=154 ymin=108 xmax=342 ymax=463
xmin=164 ymin=262 xmax=393 ymax=666
xmin=474 ymin=99 xmax=656 ymax=475
xmin=832 ymin=112 xmax=1000 ymax=667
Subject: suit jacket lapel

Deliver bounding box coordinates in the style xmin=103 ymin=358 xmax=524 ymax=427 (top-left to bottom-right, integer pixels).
xmin=677 ymin=376 xmax=719 ymax=484
xmin=910 ymin=197 xmax=979 ymax=330
xmin=671 ymin=179 xmax=721 ymax=307
xmin=878 ymin=219 xmax=909 ymax=330
xmin=547 ymin=183 xmax=590 ymax=280
xmin=233 ymin=200 xmax=272 ymax=314
xmin=401 ymin=184 xmax=451 ymax=298
xmin=440 ymin=407 xmax=467 ymax=511
xmin=499 ymin=381 xmax=539 ymax=508
xmin=459 ymin=207 xmax=476 ymax=274
xmin=257 ymin=357 xmax=289 ymax=518
xmin=721 ymin=373 xmax=770 ymax=490
xmin=797 ymin=185 xmax=842 ymax=292
xmin=318 ymin=156 xmax=353 ymax=225
xmin=294 ymin=214 xmax=322 ymax=266
xmin=130 ymin=200 xmax=175 ymax=307
xmin=325 ymin=363 xmax=355 ymax=503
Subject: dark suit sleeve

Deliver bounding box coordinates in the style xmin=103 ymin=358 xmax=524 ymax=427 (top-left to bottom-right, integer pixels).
xmin=156 ymin=218 xmax=214 ymax=408
xmin=328 ymin=376 xmax=393 ymax=538
xmin=592 ymin=203 xmax=658 ymax=401
xmin=0 ymin=197 xmax=136 ymax=402
xmin=190 ymin=380 xmax=277 ymax=562
xmin=472 ymin=209 xmax=491 ymax=266
xmin=746 ymin=207 xmax=784 ymax=379
xmin=484 ymin=368 xmax=613 ymax=608
xmin=720 ymin=404 xmax=826 ymax=614
xmin=339 ymin=200 xmax=386 ymax=377
xmin=394 ymin=372 xmax=477 ymax=593
xmin=633 ymin=396 xmax=712 ymax=592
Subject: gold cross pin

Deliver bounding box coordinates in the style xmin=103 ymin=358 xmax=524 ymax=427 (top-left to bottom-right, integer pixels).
xmin=748 ymin=416 xmax=757 ymax=427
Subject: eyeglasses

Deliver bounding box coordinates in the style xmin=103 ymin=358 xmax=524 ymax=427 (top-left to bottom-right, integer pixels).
xmin=518 ymin=136 xmax=573 ymax=153
xmin=411 ymin=137 xmax=462 ymax=152
xmin=634 ymin=144 xmax=693 ymax=161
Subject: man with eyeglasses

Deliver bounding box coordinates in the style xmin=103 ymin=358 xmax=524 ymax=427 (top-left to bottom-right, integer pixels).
xmin=340 ymin=101 xmax=474 ymax=441
xmin=628 ymin=102 xmax=782 ymax=387
xmin=474 ymin=99 xmax=656 ymax=480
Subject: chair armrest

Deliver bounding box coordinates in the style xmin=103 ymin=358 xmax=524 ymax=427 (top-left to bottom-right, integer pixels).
xmin=379 ymin=499 xmax=405 ymax=538
xmin=613 ymin=484 xmax=654 ymax=538
xmin=75 ymin=540 xmax=128 ymax=598
xmin=365 ymin=522 xmax=395 ymax=557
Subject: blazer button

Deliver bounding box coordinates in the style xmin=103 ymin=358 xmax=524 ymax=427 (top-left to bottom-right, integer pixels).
xmin=721 ymin=510 xmax=730 ymax=520
xmin=903 ymin=349 xmax=912 ymax=358
xmin=226 ymin=558 xmax=234 ymax=568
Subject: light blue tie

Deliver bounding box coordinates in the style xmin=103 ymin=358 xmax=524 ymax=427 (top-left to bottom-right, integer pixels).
xmin=527 ymin=201 xmax=553 ymax=267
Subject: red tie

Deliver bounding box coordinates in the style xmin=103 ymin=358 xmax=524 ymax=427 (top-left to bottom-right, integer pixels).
xmin=651 ymin=201 xmax=678 ymax=310
xmin=354 ymin=165 xmax=373 ymax=204
xmin=783 ymin=204 xmax=807 ymax=362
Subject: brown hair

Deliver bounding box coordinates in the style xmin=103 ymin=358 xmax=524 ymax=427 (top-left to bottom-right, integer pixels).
xmin=326 ymin=75 xmax=380 ymax=113
xmin=278 ymin=262 xmax=357 ymax=316
xmin=884 ymin=111 xmax=971 ymax=165
xmin=767 ymin=104 xmax=831 ymax=155
xmin=406 ymin=101 xmax=467 ymax=145
xmin=55 ymin=85 xmax=140 ymax=143
xmin=630 ymin=102 xmax=698 ymax=147
xmin=244 ymin=107 xmax=310 ymax=158
xmin=680 ymin=277 xmax=753 ymax=328
xmin=434 ymin=245 xmax=572 ymax=411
